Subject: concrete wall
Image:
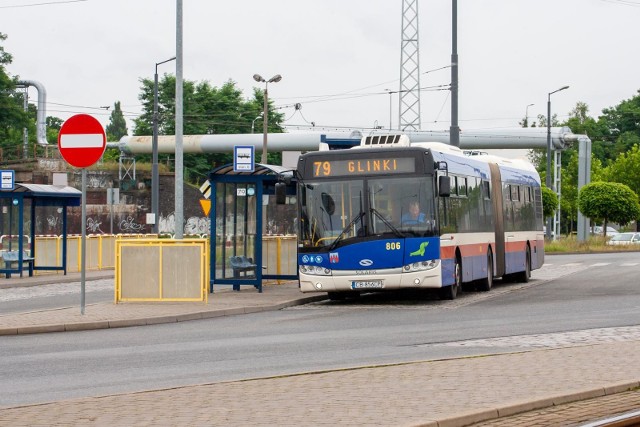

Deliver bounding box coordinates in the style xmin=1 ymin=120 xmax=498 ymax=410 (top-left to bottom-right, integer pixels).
xmin=10 ymin=161 xmax=209 ymax=236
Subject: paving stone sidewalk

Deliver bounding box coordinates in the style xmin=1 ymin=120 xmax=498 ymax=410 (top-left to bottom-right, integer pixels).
xmin=0 ymin=341 xmax=639 ymax=426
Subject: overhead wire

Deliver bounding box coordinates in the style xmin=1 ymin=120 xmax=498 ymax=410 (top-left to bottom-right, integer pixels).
xmin=0 ymin=0 xmax=87 ymax=8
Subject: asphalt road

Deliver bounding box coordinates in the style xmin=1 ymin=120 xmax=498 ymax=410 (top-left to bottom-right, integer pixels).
xmin=0 ymin=280 xmax=112 ymax=314
xmin=1 ymin=252 xmax=639 ymax=408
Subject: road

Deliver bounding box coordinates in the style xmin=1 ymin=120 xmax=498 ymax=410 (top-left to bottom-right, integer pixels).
xmin=0 ymin=280 xmax=112 ymax=314
xmin=0 ymin=252 xmax=639 ymax=408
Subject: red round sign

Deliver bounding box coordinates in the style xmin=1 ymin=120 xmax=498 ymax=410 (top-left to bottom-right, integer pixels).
xmin=58 ymin=114 xmax=106 ymax=168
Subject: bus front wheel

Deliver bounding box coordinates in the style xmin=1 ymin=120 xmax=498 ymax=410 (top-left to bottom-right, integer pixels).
xmin=439 ymin=257 xmax=461 ymax=300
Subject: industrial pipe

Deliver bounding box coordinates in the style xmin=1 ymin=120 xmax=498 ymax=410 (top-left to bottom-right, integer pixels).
xmin=16 ymin=80 xmax=49 ymax=146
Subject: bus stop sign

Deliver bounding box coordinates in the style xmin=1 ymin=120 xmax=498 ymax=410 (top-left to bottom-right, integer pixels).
xmin=58 ymin=114 xmax=106 ymax=168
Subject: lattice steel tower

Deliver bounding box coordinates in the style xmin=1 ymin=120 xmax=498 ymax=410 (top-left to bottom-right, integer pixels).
xmin=399 ymin=0 xmax=421 ymax=131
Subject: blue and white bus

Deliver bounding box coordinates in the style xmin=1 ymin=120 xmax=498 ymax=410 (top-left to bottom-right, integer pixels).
xmin=295 ymin=134 xmax=544 ymax=300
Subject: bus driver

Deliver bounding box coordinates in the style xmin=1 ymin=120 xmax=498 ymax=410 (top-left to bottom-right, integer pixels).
xmin=401 ymin=200 xmax=426 ymax=225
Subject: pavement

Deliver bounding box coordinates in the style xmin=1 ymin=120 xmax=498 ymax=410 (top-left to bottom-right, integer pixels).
xmin=1 ymin=270 xmax=640 ymax=426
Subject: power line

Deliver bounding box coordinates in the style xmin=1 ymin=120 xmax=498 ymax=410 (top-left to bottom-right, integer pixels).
xmin=600 ymin=0 xmax=640 ymax=6
xmin=0 ymin=0 xmax=87 ymax=9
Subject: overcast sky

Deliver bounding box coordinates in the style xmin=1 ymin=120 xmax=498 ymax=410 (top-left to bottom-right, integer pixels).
xmin=2 ymin=0 xmax=639 ymax=140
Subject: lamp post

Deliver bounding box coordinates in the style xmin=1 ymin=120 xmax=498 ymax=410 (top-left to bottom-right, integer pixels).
xmin=546 ymin=85 xmax=569 ymax=240
xmin=251 ymin=113 xmax=263 ymax=134
xmin=525 ymin=103 xmax=534 ymax=127
xmin=253 ymin=74 xmax=282 ymax=164
xmin=385 ymin=89 xmax=394 ymax=130
xmin=152 ymin=56 xmax=176 ymax=234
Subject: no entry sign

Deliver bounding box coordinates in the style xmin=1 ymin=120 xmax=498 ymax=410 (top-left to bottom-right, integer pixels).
xmin=58 ymin=114 xmax=106 ymax=168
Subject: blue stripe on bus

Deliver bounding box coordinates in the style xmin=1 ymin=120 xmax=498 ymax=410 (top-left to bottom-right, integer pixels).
xmin=298 ymin=237 xmax=441 ymax=271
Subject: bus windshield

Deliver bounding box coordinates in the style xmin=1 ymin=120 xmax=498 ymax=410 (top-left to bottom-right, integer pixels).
xmin=298 ymin=176 xmax=436 ymax=250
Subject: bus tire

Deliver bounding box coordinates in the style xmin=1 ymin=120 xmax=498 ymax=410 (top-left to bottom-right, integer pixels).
xmin=516 ymin=246 xmax=531 ymax=283
xmin=440 ymin=257 xmax=461 ymax=300
xmin=476 ymin=251 xmax=493 ymax=292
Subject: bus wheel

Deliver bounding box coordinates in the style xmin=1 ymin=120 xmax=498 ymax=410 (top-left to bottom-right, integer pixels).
xmin=476 ymin=251 xmax=493 ymax=292
xmin=440 ymin=257 xmax=461 ymax=300
xmin=517 ymin=247 xmax=531 ymax=283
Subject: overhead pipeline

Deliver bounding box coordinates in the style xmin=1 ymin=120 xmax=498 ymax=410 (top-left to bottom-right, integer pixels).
xmin=111 ymin=127 xmax=576 ymax=154
xmin=16 ymin=80 xmax=49 ymax=146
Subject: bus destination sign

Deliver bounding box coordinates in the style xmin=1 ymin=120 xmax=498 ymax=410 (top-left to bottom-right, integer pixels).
xmin=312 ymin=157 xmax=416 ymax=178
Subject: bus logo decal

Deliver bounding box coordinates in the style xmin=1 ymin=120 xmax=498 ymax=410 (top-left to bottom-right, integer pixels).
xmin=329 ymin=253 xmax=339 ymax=263
xmin=315 ymin=256 xmax=323 ymax=263
xmin=359 ymin=259 xmax=373 ymax=267
xmin=302 ymin=255 xmax=309 ymax=263
xmin=410 ymin=242 xmax=429 ymax=257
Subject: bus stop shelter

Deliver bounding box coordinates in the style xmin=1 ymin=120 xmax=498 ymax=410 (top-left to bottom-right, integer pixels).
xmin=0 ymin=183 xmax=81 ymax=277
xmin=208 ymin=163 xmax=297 ymax=292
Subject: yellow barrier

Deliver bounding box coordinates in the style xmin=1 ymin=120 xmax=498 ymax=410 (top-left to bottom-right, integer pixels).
xmin=262 ymin=236 xmax=297 ymax=284
xmin=27 ymin=234 xmax=296 ymax=284
xmin=115 ymin=238 xmax=209 ymax=303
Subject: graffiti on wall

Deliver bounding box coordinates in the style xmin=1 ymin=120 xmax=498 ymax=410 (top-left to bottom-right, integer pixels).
xmin=159 ymin=212 xmax=210 ymax=235
xmin=86 ymin=217 xmax=104 ymax=233
xmin=71 ymin=171 xmax=111 ymax=189
xmin=118 ymin=216 xmax=144 ymax=233
xmin=185 ymin=216 xmax=210 ymax=235
xmin=38 ymin=158 xmax=64 ymax=171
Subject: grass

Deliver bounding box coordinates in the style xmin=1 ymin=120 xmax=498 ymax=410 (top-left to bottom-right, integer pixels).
xmin=545 ymin=235 xmax=640 ymax=253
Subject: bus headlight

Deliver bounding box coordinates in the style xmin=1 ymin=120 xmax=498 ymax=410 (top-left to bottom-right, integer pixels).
xmin=299 ymin=265 xmax=332 ymax=276
xmin=402 ymin=259 xmax=439 ymax=272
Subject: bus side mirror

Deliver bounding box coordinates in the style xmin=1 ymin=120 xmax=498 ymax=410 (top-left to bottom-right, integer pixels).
xmin=439 ymin=176 xmax=451 ymax=197
xmin=275 ymin=182 xmax=287 ymax=204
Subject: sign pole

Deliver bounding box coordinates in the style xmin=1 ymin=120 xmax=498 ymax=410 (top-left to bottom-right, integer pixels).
xmin=57 ymin=114 xmax=106 ymax=315
xmin=81 ymin=169 xmax=87 ymax=314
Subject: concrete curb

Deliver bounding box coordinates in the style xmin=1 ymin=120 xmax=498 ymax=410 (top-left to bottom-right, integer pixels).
xmin=0 ymin=294 xmax=327 ymax=336
xmin=409 ymin=381 xmax=640 ymax=427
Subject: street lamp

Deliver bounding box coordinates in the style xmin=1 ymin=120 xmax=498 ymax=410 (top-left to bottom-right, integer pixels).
xmin=546 ymin=85 xmax=569 ymax=240
xmin=525 ymin=103 xmax=534 ymax=127
xmin=251 ymin=113 xmax=263 ymax=134
xmin=253 ymin=73 xmax=282 ymax=164
xmin=152 ymin=56 xmax=176 ymax=234
xmin=385 ymin=89 xmax=394 ymax=130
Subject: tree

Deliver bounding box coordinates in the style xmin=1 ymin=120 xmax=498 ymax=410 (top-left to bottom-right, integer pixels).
xmin=541 ymin=185 xmax=558 ymax=219
xmin=103 ymin=101 xmax=128 ymax=163
xmin=605 ymin=144 xmax=640 ymax=230
xmin=578 ymin=181 xmax=640 ymax=236
xmin=133 ymin=75 xmax=284 ymax=183
xmin=0 ymin=33 xmax=29 ymax=159
xmin=105 ymin=101 xmax=128 ymax=141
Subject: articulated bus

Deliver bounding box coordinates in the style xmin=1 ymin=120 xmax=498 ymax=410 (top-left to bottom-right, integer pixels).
xmin=295 ymin=134 xmax=544 ymax=300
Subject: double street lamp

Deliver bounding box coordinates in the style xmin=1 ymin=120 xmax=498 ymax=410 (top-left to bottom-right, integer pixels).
xmin=152 ymin=56 xmax=176 ymax=234
xmin=546 ymin=85 xmax=569 ymax=240
xmin=253 ymin=73 xmax=282 ymax=164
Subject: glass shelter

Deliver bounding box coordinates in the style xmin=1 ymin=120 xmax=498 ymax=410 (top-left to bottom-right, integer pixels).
xmin=208 ymin=164 xmax=297 ymax=292
xmin=0 ymin=183 xmax=81 ymax=277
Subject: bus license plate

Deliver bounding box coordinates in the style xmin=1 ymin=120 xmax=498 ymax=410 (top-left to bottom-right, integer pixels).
xmin=351 ymin=280 xmax=383 ymax=289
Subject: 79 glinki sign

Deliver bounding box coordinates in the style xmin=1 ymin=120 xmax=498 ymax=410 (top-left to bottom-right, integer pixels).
xmin=58 ymin=114 xmax=106 ymax=168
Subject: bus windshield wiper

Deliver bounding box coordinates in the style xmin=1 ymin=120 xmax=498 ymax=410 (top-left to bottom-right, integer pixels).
xmin=370 ymin=207 xmax=405 ymax=238
xmin=328 ymin=210 xmax=366 ymax=250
